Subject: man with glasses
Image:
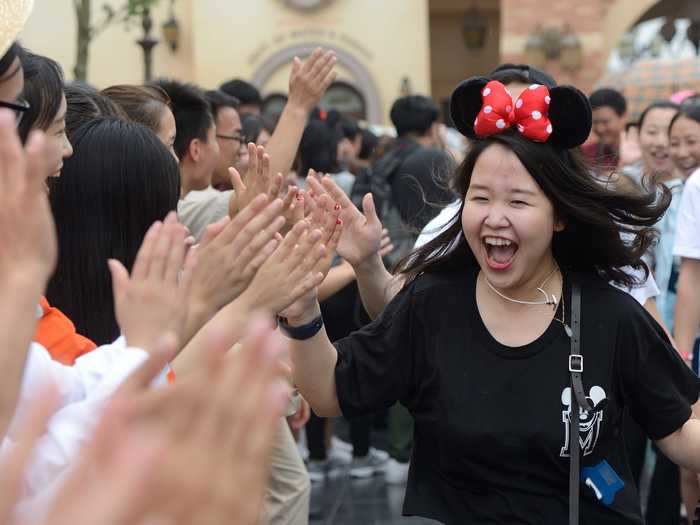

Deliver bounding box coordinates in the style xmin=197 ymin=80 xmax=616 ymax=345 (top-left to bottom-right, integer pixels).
xmin=205 ymin=89 xmax=243 ymax=192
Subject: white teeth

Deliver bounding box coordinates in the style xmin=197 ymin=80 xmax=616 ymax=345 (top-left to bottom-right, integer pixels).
xmin=483 ymin=236 xmax=513 ymax=247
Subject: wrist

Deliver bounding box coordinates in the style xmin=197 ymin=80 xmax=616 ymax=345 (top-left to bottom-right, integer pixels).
xmin=352 ymin=252 xmax=383 ymax=275
xmin=284 ymin=99 xmax=312 ymax=118
xmin=2 ymin=268 xmax=48 ymax=295
xmin=284 ymin=301 xmax=321 ymax=327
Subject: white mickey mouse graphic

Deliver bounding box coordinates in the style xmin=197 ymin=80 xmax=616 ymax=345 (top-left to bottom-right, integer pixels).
xmin=560 ymin=385 xmax=607 ymax=457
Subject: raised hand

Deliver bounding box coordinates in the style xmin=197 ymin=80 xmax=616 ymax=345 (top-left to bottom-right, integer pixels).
xmin=306 ymin=175 xmax=383 ymax=268
xmin=229 ymin=144 xmax=286 ymax=217
xmin=187 ymin=194 xmax=286 ymax=323
xmin=238 ymin=220 xmax=328 ymax=316
xmin=109 ymin=212 xmax=191 ymax=354
xmin=287 ymin=48 xmax=337 ymax=112
xmin=0 ymin=113 xmax=55 ymax=289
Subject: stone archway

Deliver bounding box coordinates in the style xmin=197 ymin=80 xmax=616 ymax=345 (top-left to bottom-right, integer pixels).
xmin=250 ymin=42 xmax=383 ymax=124
xmin=601 ymin=0 xmax=670 ymax=61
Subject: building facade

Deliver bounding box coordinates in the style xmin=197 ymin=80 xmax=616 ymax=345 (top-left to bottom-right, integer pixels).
xmin=20 ymin=0 xmax=667 ymax=124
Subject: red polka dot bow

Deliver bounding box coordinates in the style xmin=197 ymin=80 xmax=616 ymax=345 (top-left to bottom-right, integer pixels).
xmin=473 ymin=80 xmax=553 ymax=143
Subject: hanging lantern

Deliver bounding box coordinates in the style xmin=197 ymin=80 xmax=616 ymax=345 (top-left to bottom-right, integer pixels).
xmin=524 ymin=28 xmax=547 ymax=69
xmin=462 ymin=7 xmax=488 ymax=50
xmin=617 ymin=32 xmax=637 ymax=64
xmin=560 ymin=28 xmax=583 ymax=73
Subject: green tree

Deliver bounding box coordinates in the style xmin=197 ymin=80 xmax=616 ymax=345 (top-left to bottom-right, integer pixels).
xmin=72 ymin=0 xmax=160 ymax=81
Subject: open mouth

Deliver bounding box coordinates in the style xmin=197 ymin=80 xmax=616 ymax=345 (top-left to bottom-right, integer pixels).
xmin=483 ymin=236 xmax=519 ymax=271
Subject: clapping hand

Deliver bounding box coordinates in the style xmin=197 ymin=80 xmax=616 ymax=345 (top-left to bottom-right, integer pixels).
xmin=305 ymin=175 xmax=383 ymax=268
xmin=109 ymin=212 xmax=192 ymax=355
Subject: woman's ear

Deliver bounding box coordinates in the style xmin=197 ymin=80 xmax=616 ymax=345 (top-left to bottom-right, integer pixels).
xmin=554 ymin=213 xmax=566 ymax=233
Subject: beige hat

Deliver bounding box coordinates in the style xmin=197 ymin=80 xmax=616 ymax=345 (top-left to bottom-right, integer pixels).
xmin=0 ymin=0 xmax=34 ymax=59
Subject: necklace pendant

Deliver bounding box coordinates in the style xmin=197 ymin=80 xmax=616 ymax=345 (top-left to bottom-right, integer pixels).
xmin=564 ymin=324 xmax=572 ymax=338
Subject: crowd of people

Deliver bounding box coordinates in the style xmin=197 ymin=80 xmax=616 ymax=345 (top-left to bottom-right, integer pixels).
xmin=3 ymin=1 xmax=700 ymax=524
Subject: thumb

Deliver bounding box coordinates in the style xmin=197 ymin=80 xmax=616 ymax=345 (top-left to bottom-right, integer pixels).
xmin=108 ymin=258 xmax=130 ymax=309
xmin=362 ymin=193 xmax=380 ymax=225
xmin=229 ymin=166 xmax=246 ymax=195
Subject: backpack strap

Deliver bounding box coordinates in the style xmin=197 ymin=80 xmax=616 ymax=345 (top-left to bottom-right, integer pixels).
xmin=568 ymin=276 xmax=594 ymax=525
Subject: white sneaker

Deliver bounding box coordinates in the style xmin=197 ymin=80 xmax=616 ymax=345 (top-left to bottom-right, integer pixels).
xmin=329 ymin=437 xmax=353 ymax=463
xmin=350 ymin=448 xmax=389 ymax=478
xmin=306 ymin=456 xmax=348 ymax=483
xmin=384 ymin=458 xmax=409 ymax=485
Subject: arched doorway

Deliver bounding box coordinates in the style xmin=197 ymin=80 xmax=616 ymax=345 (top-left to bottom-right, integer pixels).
xmin=251 ymin=43 xmax=382 ymax=123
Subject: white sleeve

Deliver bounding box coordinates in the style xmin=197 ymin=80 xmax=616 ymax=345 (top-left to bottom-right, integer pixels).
xmin=177 ymin=190 xmax=232 ymax=242
xmin=674 ymin=171 xmax=700 ymax=260
xmin=609 ymin=266 xmax=659 ymax=305
xmin=21 ymin=347 xmax=152 ymax=498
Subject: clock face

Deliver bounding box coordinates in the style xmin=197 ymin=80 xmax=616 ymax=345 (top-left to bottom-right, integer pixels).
xmin=281 ymin=0 xmax=333 ymax=11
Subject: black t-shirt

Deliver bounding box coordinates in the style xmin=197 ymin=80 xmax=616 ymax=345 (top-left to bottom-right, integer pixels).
xmin=334 ymin=267 xmax=699 ymax=525
xmin=390 ymin=141 xmax=455 ymax=231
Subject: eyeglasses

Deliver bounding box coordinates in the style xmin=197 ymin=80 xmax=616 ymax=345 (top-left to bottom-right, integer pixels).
xmin=0 ymin=98 xmax=30 ymax=126
xmin=216 ymin=133 xmax=243 ymax=144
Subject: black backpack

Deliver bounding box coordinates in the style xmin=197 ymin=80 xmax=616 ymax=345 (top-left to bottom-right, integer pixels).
xmin=350 ymin=141 xmax=421 ymax=267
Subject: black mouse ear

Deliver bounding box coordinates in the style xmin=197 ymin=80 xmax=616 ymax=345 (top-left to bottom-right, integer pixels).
xmin=547 ymin=85 xmax=592 ymax=150
xmin=450 ymin=76 xmax=489 ymax=139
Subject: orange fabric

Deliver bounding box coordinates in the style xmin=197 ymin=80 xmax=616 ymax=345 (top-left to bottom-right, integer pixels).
xmin=34 ymin=297 xmax=97 ymax=365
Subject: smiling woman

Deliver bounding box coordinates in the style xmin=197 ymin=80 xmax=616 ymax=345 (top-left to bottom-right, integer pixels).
xmin=281 ymin=74 xmax=700 ymax=525
xmin=17 ymin=48 xmax=72 ymax=178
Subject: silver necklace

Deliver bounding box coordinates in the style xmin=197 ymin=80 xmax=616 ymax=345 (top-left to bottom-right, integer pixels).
xmin=482 ymin=266 xmax=560 ymax=311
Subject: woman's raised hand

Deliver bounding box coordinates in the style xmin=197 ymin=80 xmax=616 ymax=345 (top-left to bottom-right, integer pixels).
xmin=305 ymin=174 xmax=383 ymax=268
xmin=187 ymin=195 xmax=286 ymax=316
xmin=237 ymin=216 xmax=332 ymax=316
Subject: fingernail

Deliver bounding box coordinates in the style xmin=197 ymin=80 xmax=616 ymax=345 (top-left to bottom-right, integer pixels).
xmin=334 ymin=204 xmax=341 ymax=211
xmin=296 ymin=194 xmax=303 ymax=201
xmin=336 ymin=218 xmax=342 ymax=225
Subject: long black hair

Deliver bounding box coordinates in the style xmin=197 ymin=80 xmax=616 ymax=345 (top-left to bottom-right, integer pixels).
xmin=17 ymin=48 xmax=64 ymax=142
xmin=46 ymin=118 xmax=180 ymax=345
xmin=397 ymin=130 xmax=670 ymax=287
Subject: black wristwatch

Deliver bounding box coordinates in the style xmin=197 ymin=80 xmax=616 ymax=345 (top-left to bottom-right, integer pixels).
xmin=278 ymin=314 xmax=324 ymax=340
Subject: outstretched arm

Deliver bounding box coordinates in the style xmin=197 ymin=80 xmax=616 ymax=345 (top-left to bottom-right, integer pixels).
xmin=265 ymin=48 xmax=336 ymax=180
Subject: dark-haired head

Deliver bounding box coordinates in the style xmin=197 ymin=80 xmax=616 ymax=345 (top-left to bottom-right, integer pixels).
xmin=241 ymin=113 xmax=274 ymax=145
xmin=18 ymin=49 xmax=73 ymax=177
xmin=103 ymin=84 xmax=176 ymax=156
xmin=635 ymin=101 xmax=678 ymax=181
xmin=590 ymin=88 xmax=627 ymax=148
xmin=390 ymin=95 xmax=440 ymax=139
xmin=46 ymin=118 xmax=180 ymax=344
xmin=153 ymin=79 xmax=214 ymax=161
xmin=400 ymin=77 xmax=669 ymax=289
xmin=206 ymin=89 xmax=242 ymax=190
xmin=218 ymin=78 xmax=262 ymax=115
xmin=359 ymin=128 xmax=378 ymax=160
xmin=65 ymin=82 xmax=125 ymax=141
xmin=398 ymin=131 xmax=668 ymax=288
xmin=298 ymin=115 xmax=341 ymax=176
xmin=336 ymin=116 xmax=362 ymax=167
xmin=669 ymin=98 xmax=700 ymax=178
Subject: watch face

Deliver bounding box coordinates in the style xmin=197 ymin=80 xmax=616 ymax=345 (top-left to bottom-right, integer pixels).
xmin=281 ymin=0 xmax=333 ymax=11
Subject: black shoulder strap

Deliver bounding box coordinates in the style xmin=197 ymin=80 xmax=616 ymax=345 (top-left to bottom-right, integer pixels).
xmin=569 ymin=277 xmax=594 ymax=525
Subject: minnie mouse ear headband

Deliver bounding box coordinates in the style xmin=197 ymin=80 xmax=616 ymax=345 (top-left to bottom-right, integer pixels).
xmin=450 ymin=76 xmax=592 ymax=150
xmin=0 ymin=0 xmax=33 ymax=60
